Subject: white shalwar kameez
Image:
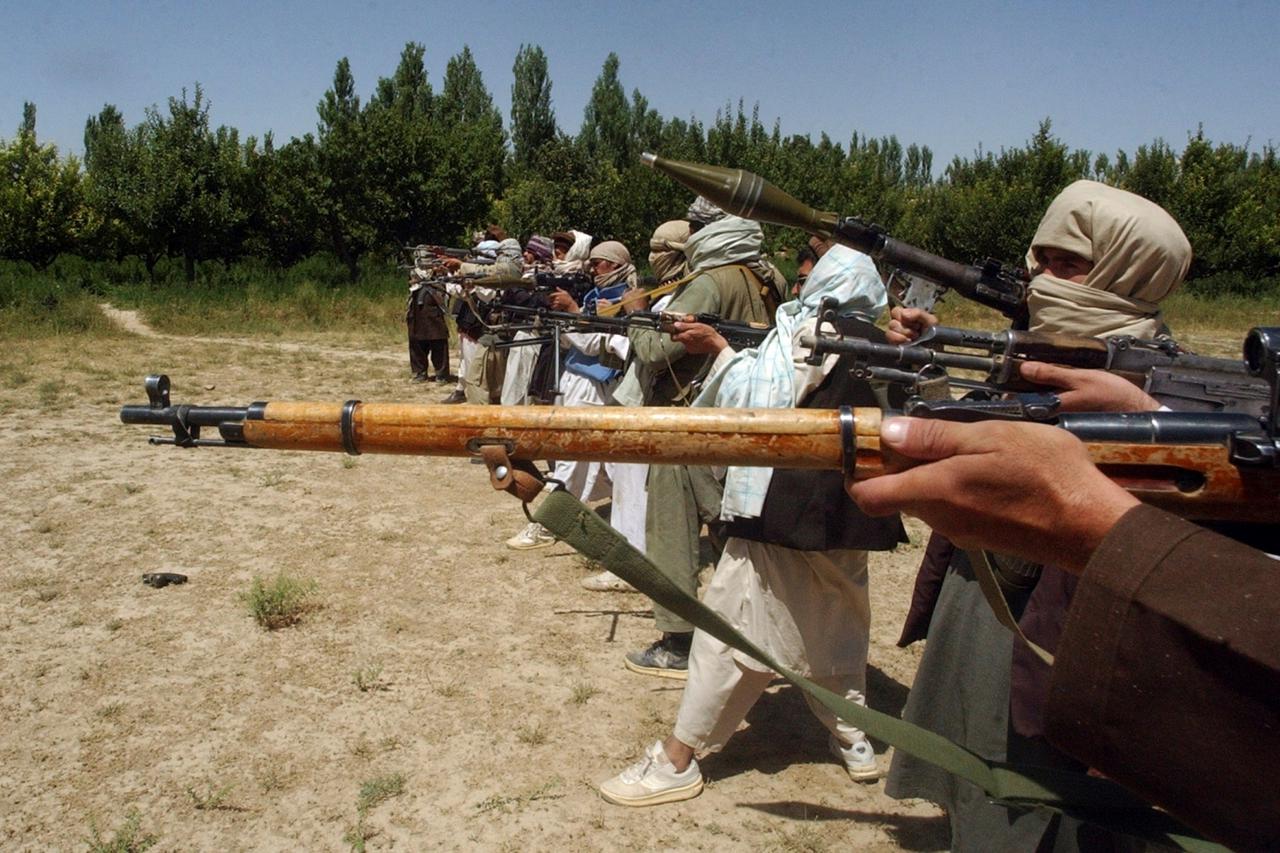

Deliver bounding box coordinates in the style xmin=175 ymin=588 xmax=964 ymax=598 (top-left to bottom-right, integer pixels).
xmin=672 ymin=246 xmax=889 ymax=755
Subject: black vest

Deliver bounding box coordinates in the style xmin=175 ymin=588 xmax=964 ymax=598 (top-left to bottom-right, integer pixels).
xmin=726 ymin=318 xmax=908 ymax=552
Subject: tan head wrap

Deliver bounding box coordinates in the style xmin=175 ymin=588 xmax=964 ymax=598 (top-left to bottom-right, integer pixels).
xmin=589 ymin=240 xmax=638 ymax=290
xmin=648 ymin=220 xmax=690 ymax=283
xmin=1025 ymin=180 xmax=1191 ymax=338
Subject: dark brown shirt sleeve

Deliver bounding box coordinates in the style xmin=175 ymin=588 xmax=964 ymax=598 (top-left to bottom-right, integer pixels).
xmin=1045 ymin=504 xmax=1280 ymax=851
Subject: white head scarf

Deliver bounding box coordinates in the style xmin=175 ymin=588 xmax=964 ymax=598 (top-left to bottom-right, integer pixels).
xmin=553 ymin=230 xmax=594 ymax=274
xmin=1025 ymin=180 xmax=1191 ymax=338
xmin=695 ymin=244 xmax=887 ymax=519
xmin=683 ymin=215 xmax=764 ymax=273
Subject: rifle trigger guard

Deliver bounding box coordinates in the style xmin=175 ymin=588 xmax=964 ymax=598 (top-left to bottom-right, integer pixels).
xmin=838 ymin=406 xmax=856 ymax=478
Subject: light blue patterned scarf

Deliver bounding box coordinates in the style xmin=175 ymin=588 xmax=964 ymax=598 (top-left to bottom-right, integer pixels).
xmin=695 ymin=244 xmax=887 ymax=520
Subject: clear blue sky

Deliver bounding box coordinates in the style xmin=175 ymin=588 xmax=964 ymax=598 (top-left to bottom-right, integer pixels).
xmin=4 ymin=0 xmax=1277 ymax=169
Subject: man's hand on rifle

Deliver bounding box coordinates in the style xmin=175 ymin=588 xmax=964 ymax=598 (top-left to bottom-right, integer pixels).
xmin=886 ymin=306 xmax=939 ymax=344
xmin=1018 ymin=362 xmax=1161 ymax=413
xmin=846 ymin=417 xmax=1139 ymax=573
xmin=669 ymin=318 xmax=729 ymax=355
xmin=548 ymin=289 xmax=581 ymax=314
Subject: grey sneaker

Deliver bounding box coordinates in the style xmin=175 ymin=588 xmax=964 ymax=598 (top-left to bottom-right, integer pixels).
xmin=829 ymin=734 xmax=881 ymax=782
xmin=580 ymin=570 xmax=637 ymax=592
xmin=624 ymin=634 xmax=690 ymax=680
xmin=599 ymin=741 xmax=703 ymax=807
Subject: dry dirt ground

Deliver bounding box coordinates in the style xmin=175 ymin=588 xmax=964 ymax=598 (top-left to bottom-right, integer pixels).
xmin=3 ymin=314 xmax=968 ymax=852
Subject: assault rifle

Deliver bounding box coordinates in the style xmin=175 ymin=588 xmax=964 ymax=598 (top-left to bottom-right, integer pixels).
xmin=640 ymin=152 xmax=1029 ymax=323
xmin=802 ymin=302 xmax=1272 ymax=416
xmin=484 ymin=304 xmax=771 ymax=351
xmin=119 ymin=328 xmax=1280 ymax=528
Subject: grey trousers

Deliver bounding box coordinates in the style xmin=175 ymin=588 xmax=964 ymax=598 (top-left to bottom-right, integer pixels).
xmin=644 ymin=464 xmax=723 ymax=634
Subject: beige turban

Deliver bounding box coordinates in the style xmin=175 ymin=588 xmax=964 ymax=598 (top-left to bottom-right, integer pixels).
xmin=648 ymin=220 xmax=690 ymax=283
xmin=589 ymin=240 xmax=638 ymax=290
xmin=1025 ymin=180 xmax=1191 ymax=338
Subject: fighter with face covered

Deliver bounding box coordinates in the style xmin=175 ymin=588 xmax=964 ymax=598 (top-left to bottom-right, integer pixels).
xmin=886 ymin=180 xmax=1192 ymax=852
xmin=504 ymin=240 xmax=641 ymax=551
xmin=599 ymin=244 xmax=902 ymax=804
xmin=614 ymin=203 xmax=788 ymax=679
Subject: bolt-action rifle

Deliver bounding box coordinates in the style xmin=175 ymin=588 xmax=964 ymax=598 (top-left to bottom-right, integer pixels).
xmin=802 ymin=300 xmax=1272 ymax=416
xmin=120 ymin=328 xmax=1280 ymax=528
xmin=482 ymin=304 xmax=770 ymax=351
xmin=639 ymin=152 xmax=1029 ymax=324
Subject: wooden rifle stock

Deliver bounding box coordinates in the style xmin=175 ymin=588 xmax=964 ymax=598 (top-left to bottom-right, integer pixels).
xmin=121 ymin=388 xmax=1278 ymax=526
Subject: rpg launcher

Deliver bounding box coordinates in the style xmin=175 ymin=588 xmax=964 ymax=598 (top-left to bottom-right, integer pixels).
xmin=640 ymin=152 xmax=1028 ymax=323
xmin=803 ymin=303 xmax=1273 ymax=417
xmin=121 ymin=329 xmax=1280 ymax=530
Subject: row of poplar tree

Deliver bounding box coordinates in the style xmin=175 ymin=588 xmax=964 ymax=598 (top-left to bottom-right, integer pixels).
xmin=2 ymin=43 xmax=1278 ymax=291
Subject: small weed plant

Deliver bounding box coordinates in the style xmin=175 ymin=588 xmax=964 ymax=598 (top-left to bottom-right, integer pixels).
xmin=84 ymin=809 xmax=157 ymax=853
xmin=241 ymin=573 xmax=317 ymax=630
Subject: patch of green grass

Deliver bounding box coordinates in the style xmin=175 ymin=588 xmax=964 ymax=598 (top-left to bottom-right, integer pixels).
xmin=343 ymin=819 xmax=377 ymax=853
xmin=96 ymin=702 xmax=124 ymax=720
xmin=186 ymin=781 xmax=237 ymax=811
xmin=515 ymin=723 xmax=548 ymax=746
xmin=341 ymin=457 xmax=358 ymax=470
xmin=35 ymin=587 xmax=60 ymax=603
xmin=257 ymin=767 xmax=288 ymax=793
xmin=36 ymin=379 xmax=63 ymax=406
xmin=3 ymin=366 xmax=32 ymax=388
xmin=770 ymin=823 xmax=830 ymax=853
xmin=474 ymin=780 xmax=564 ymax=815
xmin=568 ymin=683 xmax=600 ymax=705
xmin=105 ymin=618 xmax=124 ymax=632
xmin=356 ymin=773 xmax=405 ymax=813
xmin=84 ymin=809 xmax=157 ymax=853
xmin=259 ymin=469 xmax=287 ymax=488
xmin=352 ymin=663 xmax=386 ymax=693
xmin=240 ymin=573 xmax=317 ymax=630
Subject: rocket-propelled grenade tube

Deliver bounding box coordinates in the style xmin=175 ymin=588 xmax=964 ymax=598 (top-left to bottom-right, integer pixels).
xmin=640 ymin=152 xmax=840 ymax=236
xmin=641 ymin=152 xmax=1028 ymax=320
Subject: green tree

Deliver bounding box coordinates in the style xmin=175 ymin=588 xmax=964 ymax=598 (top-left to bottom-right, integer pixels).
xmin=145 ymin=85 xmax=243 ymax=282
xmin=510 ymin=44 xmax=557 ymax=169
xmin=579 ymin=53 xmax=631 ymax=172
xmin=0 ymin=105 xmax=84 ymax=268
xmin=362 ymin=42 xmax=442 ymax=248
xmin=315 ymin=57 xmax=375 ymax=281
xmin=434 ymin=45 xmax=506 ymax=238
xmin=82 ymin=104 xmax=168 ymax=274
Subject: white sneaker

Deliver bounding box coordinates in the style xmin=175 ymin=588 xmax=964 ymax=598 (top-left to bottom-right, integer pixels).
xmin=505 ymin=522 xmax=556 ymax=550
xmin=580 ymin=570 xmax=637 ymax=592
xmin=599 ymin=741 xmax=703 ymax=807
xmin=829 ymin=734 xmax=881 ymax=782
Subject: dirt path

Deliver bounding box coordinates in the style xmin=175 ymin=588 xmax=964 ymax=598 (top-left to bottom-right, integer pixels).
xmin=99 ymin=303 xmax=405 ymax=364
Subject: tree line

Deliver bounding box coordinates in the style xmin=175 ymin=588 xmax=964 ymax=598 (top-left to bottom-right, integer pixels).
xmin=1 ymin=43 xmax=1277 ymax=294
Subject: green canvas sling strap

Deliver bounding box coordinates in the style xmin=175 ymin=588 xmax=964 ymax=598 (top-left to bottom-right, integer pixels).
xmin=967 ymin=549 xmax=1055 ymax=665
xmin=532 ymin=489 xmax=1222 ymax=852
